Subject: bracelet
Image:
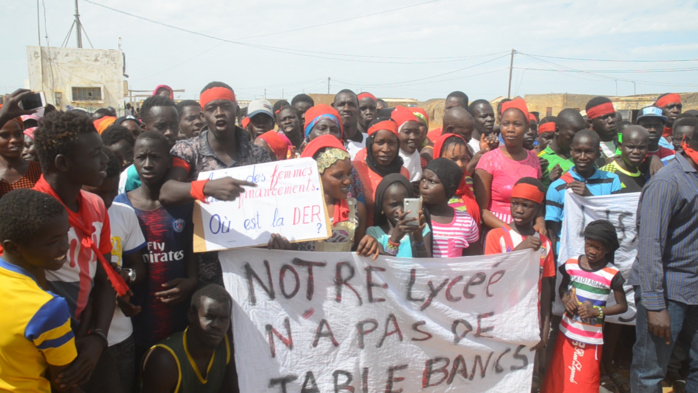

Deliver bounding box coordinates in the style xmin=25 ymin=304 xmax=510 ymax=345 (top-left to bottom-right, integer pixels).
xmin=90 ymin=329 xmax=109 ymax=348
xmin=387 ymin=239 xmax=400 ymax=248
xmin=593 ymin=305 xmax=604 ymax=319
xmin=190 ymin=179 xmax=209 ymax=203
xmin=385 ymin=240 xmax=400 ymax=256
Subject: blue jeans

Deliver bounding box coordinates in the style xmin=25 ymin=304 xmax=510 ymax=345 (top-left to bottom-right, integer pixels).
xmin=631 ymin=292 xmax=698 ymax=393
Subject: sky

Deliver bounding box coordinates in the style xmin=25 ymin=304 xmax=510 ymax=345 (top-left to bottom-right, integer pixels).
xmin=2 ymin=0 xmax=698 ymax=103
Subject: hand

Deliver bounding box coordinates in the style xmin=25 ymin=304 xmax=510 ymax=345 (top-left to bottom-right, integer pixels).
xmin=549 ymin=164 xmax=563 ymax=182
xmin=268 ymin=233 xmax=295 ymax=250
xmin=533 ymin=219 xmax=547 ymax=237
xmin=203 ymin=177 xmax=256 ymax=201
xmin=566 ymin=181 xmax=590 ymax=196
xmin=0 ymin=89 xmax=39 ymax=123
xmin=413 ymin=210 xmax=427 ymax=242
xmin=55 ymin=336 xmax=106 ymax=389
xmin=479 ymin=134 xmax=491 ymax=152
xmin=538 ymin=157 xmax=549 ymax=174
xmin=648 ymin=309 xmax=672 ymax=345
xmin=389 ymin=210 xmax=419 ymax=244
xmin=155 ymin=278 xmax=197 ymax=304
xmin=356 ymin=235 xmax=380 ymax=260
xmin=117 ymin=290 xmax=141 ymax=317
xmin=577 ymin=301 xmax=597 ymax=319
xmin=562 ymin=289 xmax=579 ymax=316
xmin=514 ymin=236 xmax=542 ymax=252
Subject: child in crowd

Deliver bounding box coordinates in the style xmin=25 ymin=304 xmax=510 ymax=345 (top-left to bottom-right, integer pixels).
xmin=421 ymin=158 xmax=480 ymax=257
xmin=0 ymin=189 xmax=78 ymax=393
xmin=485 ymin=177 xmax=555 ymax=391
xmin=542 ymin=220 xmax=628 ymax=393
xmin=366 ymin=173 xmax=431 ymax=257
xmin=83 ymin=148 xmax=146 ymax=393
xmin=114 ymin=131 xmax=198 ymax=363
xmin=601 ymin=125 xmax=650 ymax=193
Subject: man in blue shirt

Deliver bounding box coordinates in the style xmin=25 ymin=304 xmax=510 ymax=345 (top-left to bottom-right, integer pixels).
xmin=629 ymin=123 xmax=698 ymax=393
xmin=545 ymin=129 xmax=621 ymax=254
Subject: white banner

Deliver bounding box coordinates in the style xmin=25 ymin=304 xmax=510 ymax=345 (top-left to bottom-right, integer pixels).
xmin=555 ymin=192 xmax=639 ymax=324
xmin=192 ymin=158 xmax=331 ymax=252
xmin=221 ymin=248 xmax=541 ymax=393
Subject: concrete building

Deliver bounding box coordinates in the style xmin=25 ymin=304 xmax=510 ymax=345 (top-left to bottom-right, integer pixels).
xmin=26 ymin=46 xmax=125 ymax=114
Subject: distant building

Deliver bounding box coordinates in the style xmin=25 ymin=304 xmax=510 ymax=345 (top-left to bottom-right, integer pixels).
xmin=26 ymin=46 xmax=126 ymax=114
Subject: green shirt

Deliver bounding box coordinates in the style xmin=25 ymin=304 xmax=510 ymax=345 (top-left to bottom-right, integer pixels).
xmin=539 ymin=145 xmax=574 ymax=189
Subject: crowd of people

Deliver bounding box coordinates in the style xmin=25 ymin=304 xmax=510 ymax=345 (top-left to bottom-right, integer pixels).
xmin=0 ymin=81 xmax=696 ymax=393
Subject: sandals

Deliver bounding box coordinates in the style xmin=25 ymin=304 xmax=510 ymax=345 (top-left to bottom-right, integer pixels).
xmin=609 ymin=370 xmax=630 ymax=393
xmin=600 ymin=375 xmax=617 ymax=392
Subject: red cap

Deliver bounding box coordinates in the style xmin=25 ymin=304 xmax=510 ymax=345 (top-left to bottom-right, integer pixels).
xmin=391 ymin=106 xmax=420 ymax=131
xmin=301 ymin=134 xmax=347 ymax=159
xmin=500 ymin=99 xmax=530 ymax=122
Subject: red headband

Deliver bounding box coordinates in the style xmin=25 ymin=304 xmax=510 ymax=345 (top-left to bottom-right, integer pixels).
xmin=539 ymin=122 xmax=556 ymax=133
xmin=241 ymin=116 xmax=250 ymax=129
xmin=367 ymin=120 xmax=398 ymax=136
xmin=153 ymin=84 xmax=174 ymax=100
xmin=511 ymin=183 xmax=544 ymax=204
xmin=586 ymin=102 xmax=615 ymax=120
xmin=527 ymin=113 xmax=537 ymax=122
xmin=656 ymin=93 xmax=681 ymax=108
xmin=200 ymin=87 xmax=237 ymax=109
xmin=433 ymin=133 xmax=468 ymax=160
xmin=300 ymin=134 xmax=347 ymax=159
xmin=501 ymin=98 xmax=530 ymax=122
xmin=258 ymin=131 xmax=292 ymax=160
xmin=358 ymin=92 xmax=377 ymax=103
xmin=94 ymin=116 xmax=116 ymax=134
xmin=391 ymin=106 xmax=420 ymax=130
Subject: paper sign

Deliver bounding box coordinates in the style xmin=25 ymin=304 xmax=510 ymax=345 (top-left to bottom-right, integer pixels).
xmin=555 ymin=192 xmax=639 ymax=325
xmin=192 ymin=158 xmax=331 ymax=252
xmin=220 ymin=248 xmax=541 ymax=392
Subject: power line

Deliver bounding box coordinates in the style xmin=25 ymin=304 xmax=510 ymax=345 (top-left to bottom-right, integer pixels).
xmin=519 ymin=52 xmax=698 ymax=63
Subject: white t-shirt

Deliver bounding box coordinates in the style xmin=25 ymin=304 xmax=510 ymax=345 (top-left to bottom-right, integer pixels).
xmin=469 ymin=138 xmax=481 ymax=154
xmin=346 ymin=133 xmax=368 ymax=160
xmin=107 ymin=202 xmax=147 ymax=346
xmin=400 ymin=148 xmax=422 ymax=182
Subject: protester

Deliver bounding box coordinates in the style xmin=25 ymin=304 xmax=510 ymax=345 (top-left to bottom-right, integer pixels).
xmin=445 ymin=90 xmax=469 ymax=111
xmin=536 ymin=116 xmax=556 ymax=154
xmin=421 ymin=158 xmax=481 ymax=257
xmin=114 ymin=115 xmax=142 ymax=139
xmin=176 ymin=100 xmax=205 ymax=140
xmin=275 ymin=104 xmax=303 ymax=150
xmin=153 ymin=84 xmax=174 ymax=99
xmin=141 ymin=284 xmax=238 ymax=393
xmin=468 ymin=99 xmax=496 ymax=153
xmin=101 ymin=125 xmax=135 ymax=169
xmin=357 ymin=92 xmax=378 ymax=133
xmin=392 ymin=106 xmax=423 ymax=182
xmin=585 ymin=97 xmax=619 ymax=163
xmin=0 ymin=189 xmax=78 ymax=393
xmin=637 ymin=106 xmax=675 ymax=161
xmin=539 ymin=109 xmax=586 ymax=189
xmin=352 ymin=119 xmax=409 ymax=225
xmin=291 ymin=93 xmax=314 ymax=124
xmin=94 ymin=116 xmax=116 ymax=134
xmin=655 ymin=93 xmax=683 ymax=147
xmin=629 ymin=122 xmax=698 ymax=392
xmin=523 ymin=114 xmax=538 ymax=151
xmin=366 ymin=173 xmax=431 ymax=257
xmin=543 ymin=220 xmax=627 ymax=393
xmin=672 ymin=115 xmax=698 ymax=153
xmin=254 ymin=130 xmax=293 ymax=160
xmin=0 ymin=114 xmax=41 ymax=196
xmin=23 ymin=127 xmax=38 ymax=161
xmin=244 ymin=99 xmax=275 ymax=140
xmin=601 ymin=125 xmax=650 ymax=193
xmin=303 ymin=104 xmax=343 ymax=142
xmin=410 ymin=107 xmax=430 ymax=154
xmin=474 ymin=98 xmax=542 ymax=229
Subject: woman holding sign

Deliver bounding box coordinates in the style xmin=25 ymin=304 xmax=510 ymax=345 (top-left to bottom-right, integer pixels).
xmin=269 ymin=135 xmax=379 ymax=257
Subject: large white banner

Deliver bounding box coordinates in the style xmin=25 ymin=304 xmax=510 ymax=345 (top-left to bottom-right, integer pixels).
xmin=221 ymin=248 xmax=541 ymax=393
xmin=192 ymin=158 xmax=331 ymax=252
xmin=556 ymin=192 xmax=639 ymax=324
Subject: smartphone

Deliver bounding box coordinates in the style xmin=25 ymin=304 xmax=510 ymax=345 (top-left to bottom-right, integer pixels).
xmin=18 ymin=92 xmax=46 ymax=111
xmin=403 ymin=198 xmax=421 ymax=226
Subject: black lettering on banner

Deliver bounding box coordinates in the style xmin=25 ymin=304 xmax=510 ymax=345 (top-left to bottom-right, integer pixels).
xmin=266 ymin=317 xmax=293 ymax=357
xmin=617 ymin=211 xmax=635 ymax=242
xmin=463 ymin=272 xmax=486 ymax=299
xmin=378 ymin=314 xmax=404 ymax=348
xmin=335 ymin=262 xmax=363 ymax=305
xmin=300 ymin=371 xmax=320 ymax=393
xmin=269 ymin=374 xmax=298 ymax=393
xmin=356 ymin=319 xmax=378 ymax=349
xmin=411 ymin=321 xmax=432 ymax=342
xmin=475 ymin=312 xmax=495 ymax=338
xmin=406 ymin=269 xmax=425 ymax=302
xmin=511 ymin=345 xmax=529 ymax=371
xmin=447 ymin=355 xmax=468 ymax=385
xmin=494 ymin=348 xmax=512 ymax=373
xmin=279 ymin=264 xmax=300 ymax=299
xmin=245 ymin=261 xmax=275 ymax=305
xmin=293 ymin=258 xmax=327 ymax=301
xmin=577 ymin=204 xmax=586 ymax=237
xmin=445 ymin=275 xmax=463 ymax=302
xmin=420 ymin=278 xmax=449 ymax=311
xmin=365 ymin=266 xmax=387 ymax=303
xmin=451 ymin=319 xmax=473 ymax=344
xmin=422 ymin=357 xmax=449 ymax=388
xmin=361 ymin=367 xmax=369 ymax=393
xmin=313 ymin=319 xmax=339 ymax=348
xmin=486 ymin=270 xmax=505 ymax=297
xmin=385 ymin=364 xmax=408 ymax=393
xmin=469 ymin=352 xmax=493 ymax=380
xmin=333 ymin=370 xmax=354 ymax=393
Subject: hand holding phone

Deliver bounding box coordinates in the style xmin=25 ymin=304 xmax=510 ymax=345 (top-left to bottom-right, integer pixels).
xmin=403 ymin=198 xmax=421 ymax=226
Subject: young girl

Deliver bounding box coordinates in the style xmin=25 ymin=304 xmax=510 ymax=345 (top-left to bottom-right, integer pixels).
xmin=366 ymin=173 xmax=431 ymax=258
xmin=269 ymin=135 xmax=378 ymax=257
xmin=420 ymin=158 xmax=481 ymax=257
xmin=542 ymin=220 xmax=628 ymax=393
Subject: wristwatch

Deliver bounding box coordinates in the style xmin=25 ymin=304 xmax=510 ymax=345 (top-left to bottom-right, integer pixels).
xmin=123 ymin=268 xmax=136 ymax=284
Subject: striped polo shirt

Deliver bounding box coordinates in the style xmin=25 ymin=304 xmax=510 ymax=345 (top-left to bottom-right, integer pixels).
xmin=559 ymin=257 xmax=625 ymax=345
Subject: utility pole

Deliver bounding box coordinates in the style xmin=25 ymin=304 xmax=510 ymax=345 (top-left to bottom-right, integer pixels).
xmin=37 ymin=0 xmax=41 ymax=46
xmin=74 ymin=0 xmax=83 ymax=48
xmin=507 ymin=49 xmax=516 ymax=98
xmin=327 ymin=77 xmax=331 ymax=94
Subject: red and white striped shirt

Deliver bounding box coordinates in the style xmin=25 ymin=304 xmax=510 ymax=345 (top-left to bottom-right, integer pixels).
xmin=431 ymin=210 xmax=479 ymax=258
